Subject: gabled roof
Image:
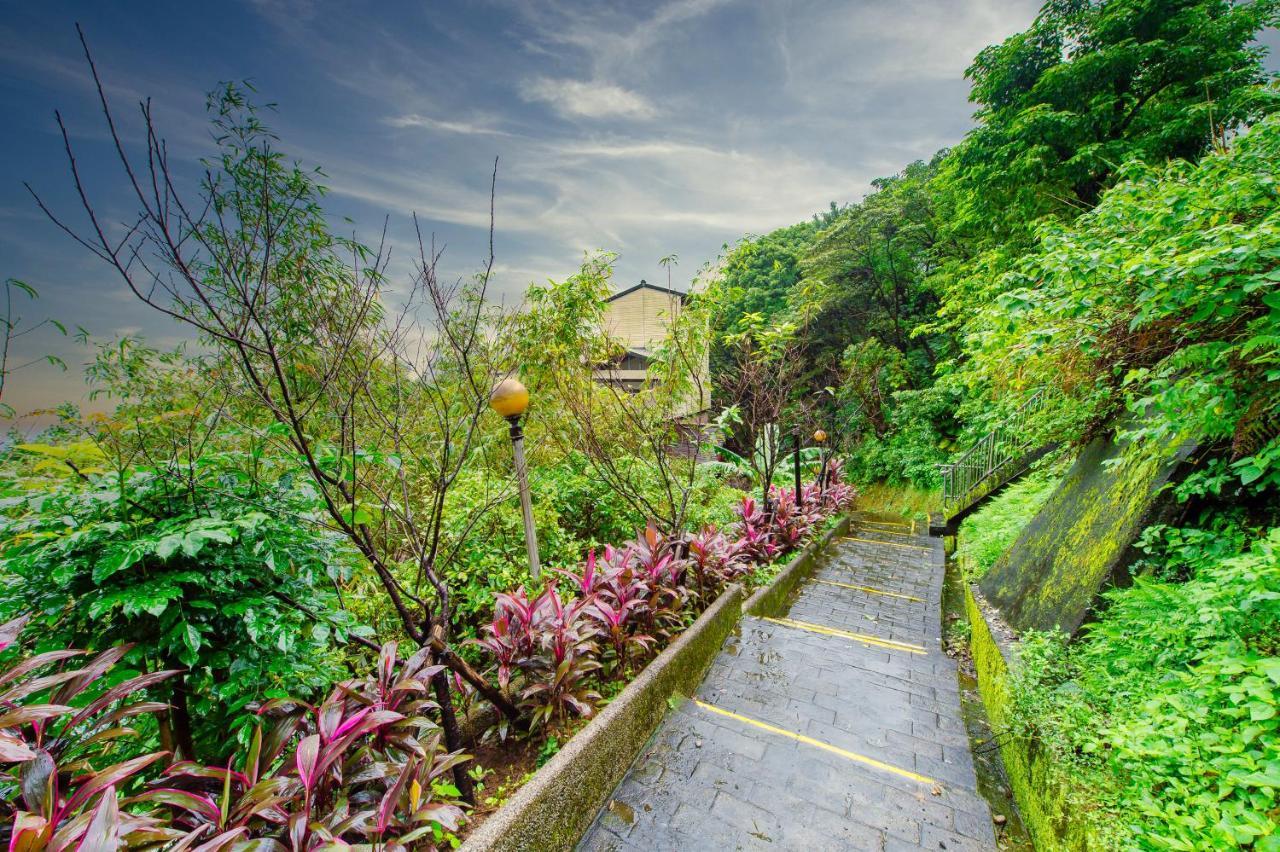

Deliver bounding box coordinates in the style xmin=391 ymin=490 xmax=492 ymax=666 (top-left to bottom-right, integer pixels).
xmin=605 ymin=279 xmax=690 ymax=303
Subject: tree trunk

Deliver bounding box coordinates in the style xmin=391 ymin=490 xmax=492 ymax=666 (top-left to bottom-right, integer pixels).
xmin=166 ymin=665 xmax=198 ymax=761
xmin=432 ymin=669 xmax=476 ymax=804
xmin=430 ymin=635 xmax=524 ymax=726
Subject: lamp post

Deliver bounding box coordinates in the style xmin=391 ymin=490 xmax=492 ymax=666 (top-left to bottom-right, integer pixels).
xmin=813 ymin=429 xmax=828 ymax=494
xmin=489 ymin=377 xmax=540 ymax=581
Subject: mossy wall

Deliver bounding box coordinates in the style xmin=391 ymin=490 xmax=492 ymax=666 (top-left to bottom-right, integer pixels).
xmin=965 ymin=585 xmax=1104 ymax=851
xmin=978 ymin=431 xmax=1193 ymax=635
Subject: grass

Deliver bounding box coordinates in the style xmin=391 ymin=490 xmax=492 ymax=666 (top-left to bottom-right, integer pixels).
xmin=954 ymin=465 xmax=1061 ymax=580
xmin=854 ymin=482 xmax=940 ymax=521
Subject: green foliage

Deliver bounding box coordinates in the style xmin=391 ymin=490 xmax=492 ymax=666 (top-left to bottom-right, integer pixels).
xmin=1 ymin=279 xmax=69 ymax=419
xmin=951 ymin=0 xmax=1279 ymax=244
xmin=0 ymin=466 xmax=359 ymax=757
xmin=843 ymin=384 xmax=962 ymax=489
xmin=430 ymin=458 xmax=615 ymax=639
xmin=706 ymin=0 xmax=1280 ymax=493
xmin=956 ymin=466 xmax=1062 ymax=579
xmin=536 ymin=735 xmax=560 ymax=768
xmin=1006 ymin=525 xmax=1280 ymax=848
xmin=802 ymin=158 xmax=948 ymax=385
xmin=963 ymin=113 xmax=1280 ymax=488
xmin=710 ymin=220 xmax=825 ymax=337
xmin=0 ymin=625 xmax=469 ymax=848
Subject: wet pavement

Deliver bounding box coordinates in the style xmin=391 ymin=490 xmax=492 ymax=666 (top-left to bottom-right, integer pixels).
xmin=577 ymin=514 xmax=996 ymax=851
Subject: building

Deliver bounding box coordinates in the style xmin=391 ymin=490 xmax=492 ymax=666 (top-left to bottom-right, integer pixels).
xmin=594 ymin=279 xmax=710 ymax=423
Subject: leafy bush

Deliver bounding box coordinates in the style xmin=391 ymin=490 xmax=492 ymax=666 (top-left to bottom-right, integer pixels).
xmin=685 ymin=527 xmax=749 ymax=603
xmin=471 ymin=469 xmax=851 ymax=730
xmin=844 ymin=384 xmax=963 ymax=489
xmin=0 ymin=464 xmax=359 ymax=759
xmin=962 ymin=112 xmax=1280 ymax=489
xmin=144 ymin=642 xmax=469 ymax=848
xmin=539 ymin=451 xmax=648 ymax=550
xmin=0 ymin=616 xmax=176 ymax=849
xmin=0 ymin=617 xmax=470 ymax=849
xmin=1006 ymin=526 xmax=1280 ymax=848
xmin=433 ymin=464 xmax=586 ymax=640
xmin=683 ymin=464 xmax=750 ymax=531
xmin=423 ymin=455 xmax=745 ymax=645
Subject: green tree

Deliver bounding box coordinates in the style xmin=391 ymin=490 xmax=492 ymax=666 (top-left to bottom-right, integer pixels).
xmin=708 ymin=220 xmax=824 ymax=338
xmin=962 ymin=113 xmax=1280 ymax=488
xmin=801 ymin=157 xmax=950 ymax=385
xmin=946 ymin=0 xmax=1279 ymax=247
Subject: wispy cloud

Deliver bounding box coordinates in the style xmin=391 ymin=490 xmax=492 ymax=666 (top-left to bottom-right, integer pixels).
xmin=519 ymin=77 xmax=657 ymax=120
xmin=511 ymin=0 xmax=733 ymax=79
xmin=384 ymin=113 xmax=513 ymax=137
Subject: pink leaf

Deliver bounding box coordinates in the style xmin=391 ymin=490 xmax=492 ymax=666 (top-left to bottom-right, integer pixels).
xmin=64 ymin=751 xmax=168 ymax=816
xmin=0 ymin=615 xmax=30 ymax=652
xmin=9 ymin=811 xmax=50 ymax=852
xmin=75 ymin=785 xmax=120 ymax=852
xmin=0 ymin=732 xmax=37 ymax=764
xmin=294 ymin=734 xmax=321 ymax=793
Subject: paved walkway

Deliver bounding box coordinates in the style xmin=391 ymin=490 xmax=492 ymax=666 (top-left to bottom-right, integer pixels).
xmin=578 ymin=513 xmax=996 ymax=851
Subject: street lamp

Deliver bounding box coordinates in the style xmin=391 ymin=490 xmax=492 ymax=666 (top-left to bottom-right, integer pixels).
xmin=489 ymin=377 xmax=541 ymax=581
xmin=813 ymin=429 xmax=828 ymax=493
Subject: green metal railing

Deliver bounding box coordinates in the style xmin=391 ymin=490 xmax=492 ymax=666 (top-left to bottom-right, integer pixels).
xmin=939 ymin=389 xmax=1048 ymax=515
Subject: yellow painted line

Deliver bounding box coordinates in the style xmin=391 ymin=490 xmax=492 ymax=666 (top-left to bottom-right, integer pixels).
xmin=762 ymin=616 xmax=926 ymax=654
xmin=693 ymin=699 xmax=937 ymax=786
xmin=843 ymin=536 xmax=932 ymax=552
xmin=814 ymin=578 xmax=924 ymax=603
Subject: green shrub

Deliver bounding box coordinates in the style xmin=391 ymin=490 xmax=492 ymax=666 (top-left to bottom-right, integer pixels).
xmin=0 ymin=462 xmax=360 ymax=759
xmin=1006 ymin=525 xmax=1280 ymax=849
xmin=845 ymin=384 xmax=962 ymax=489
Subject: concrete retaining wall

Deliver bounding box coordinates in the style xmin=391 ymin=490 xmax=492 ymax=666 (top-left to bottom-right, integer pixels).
xmin=965 ymin=583 xmax=1104 ymax=851
xmin=979 ymin=430 xmax=1194 ymax=635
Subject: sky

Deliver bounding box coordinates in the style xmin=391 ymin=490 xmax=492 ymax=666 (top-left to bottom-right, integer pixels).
xmin=2 ymin=0 xmax=1053 ymax=420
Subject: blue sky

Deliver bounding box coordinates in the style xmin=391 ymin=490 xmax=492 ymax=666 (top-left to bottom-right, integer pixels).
xmin=0 ymin=0 xmax=1106 ymax=418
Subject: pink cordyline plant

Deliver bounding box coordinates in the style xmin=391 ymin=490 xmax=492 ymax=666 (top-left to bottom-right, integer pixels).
xmin=686 ymin=526 xmax=749 ymax=600
xmin=472 ymin=472 xmax=851 ymax=728
xmin=139 ymin=642 xmax=470 ymax=848
xmin=0 ymin=617 xmax=469 ymax=850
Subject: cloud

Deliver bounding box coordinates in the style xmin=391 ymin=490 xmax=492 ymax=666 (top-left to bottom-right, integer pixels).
xmin=559 ymin=139 xmax=722 ymax=159
xmin=509 ymin=0 xmax=732 ymax=81
xmin=519 ymin=77 xmax=657 ymax=120
xmin=384 ymin=113 xmax=512 ymax=137
xmin=3 ymin=0 xmax=1059 ymax=425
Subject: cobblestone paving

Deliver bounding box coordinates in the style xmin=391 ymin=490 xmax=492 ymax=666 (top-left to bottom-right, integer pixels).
xmin=577 ymin=514 xmax=995 ymax=851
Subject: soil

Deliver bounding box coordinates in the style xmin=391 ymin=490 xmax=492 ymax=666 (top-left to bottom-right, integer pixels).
xmin=455 ymin=713 xmax=595 ymax=843
xmin=456 ymin=737 xmax=542 ymax=842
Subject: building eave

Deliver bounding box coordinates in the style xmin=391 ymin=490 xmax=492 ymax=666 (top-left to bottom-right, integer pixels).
xmin=605 ymin=281 xmax=690 ymax=303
